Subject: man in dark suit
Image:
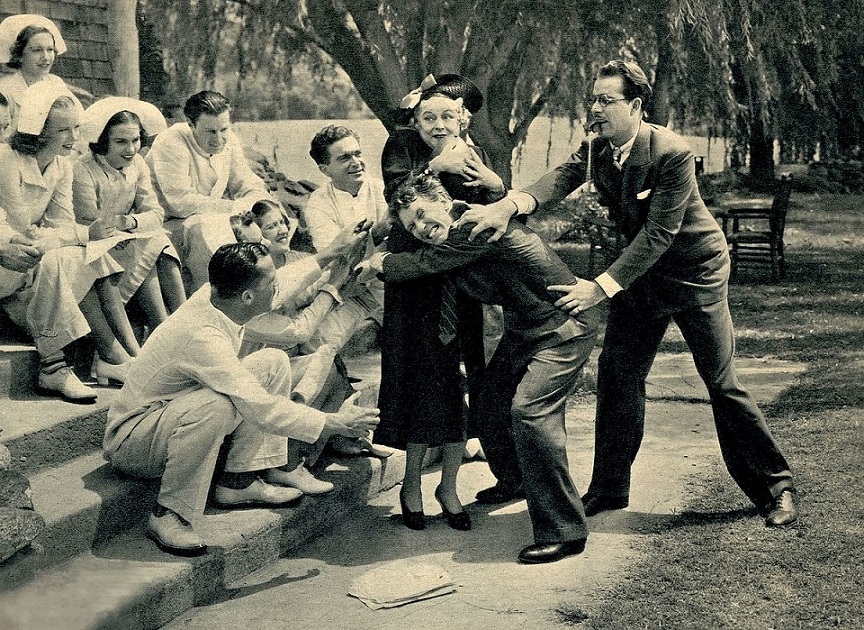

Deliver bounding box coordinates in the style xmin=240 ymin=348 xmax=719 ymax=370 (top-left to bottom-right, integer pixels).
xmin=363 ymin=171 xmax=602 ymax=563
xmin=458 ymin=59 xmax=797 ymax=528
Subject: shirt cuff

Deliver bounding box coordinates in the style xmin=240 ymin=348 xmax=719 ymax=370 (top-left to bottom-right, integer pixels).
xmin=319 ymin=283 xmax=344 ymax=305
xmin=509 ymin=191 xmax=537 ymax=216
xmin=595 ymin=272 xmax=623 ymax=298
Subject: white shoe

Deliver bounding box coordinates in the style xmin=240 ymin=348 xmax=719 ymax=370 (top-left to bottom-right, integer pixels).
xmin=146 ymin=510 xmax=207 ymax=556
xmin=266 ymin=464 xmax=334 ymax=495
xmin=37 ymin=366 xmax=97 ymax=403
xmin=91 ymin=357 xmax=130 ymax=385
xmin=213 ymin=478 xmax=303 ymax=508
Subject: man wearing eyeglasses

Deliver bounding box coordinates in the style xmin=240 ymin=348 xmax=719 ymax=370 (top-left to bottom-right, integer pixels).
xmin=457 ymin=59 xmax=798 ymax=529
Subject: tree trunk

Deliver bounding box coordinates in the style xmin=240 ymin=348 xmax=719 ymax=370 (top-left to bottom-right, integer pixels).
xmin=748 ymin=107 xmax=775 ymax=186
xmin=108 ymin=0 xmax=140 ymax=97
xmin=647 ymin=6 xmax=673 ymax=126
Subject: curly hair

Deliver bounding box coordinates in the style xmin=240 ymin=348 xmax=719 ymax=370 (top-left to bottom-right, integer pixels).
xmin=309 ymin=124 xmax=360 ymax=165
xmin=385 ymin=171 xmax=451 ymax=221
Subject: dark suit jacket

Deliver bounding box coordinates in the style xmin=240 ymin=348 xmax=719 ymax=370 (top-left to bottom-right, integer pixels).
xmin=523 ymin=123 xmax=729 ymax=312
xmin=381 ymin=203 xmax=600 ymax=356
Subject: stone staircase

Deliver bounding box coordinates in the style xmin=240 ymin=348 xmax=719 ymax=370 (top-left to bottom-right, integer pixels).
xmin=0 ymin=332 xmax=401 ymax=630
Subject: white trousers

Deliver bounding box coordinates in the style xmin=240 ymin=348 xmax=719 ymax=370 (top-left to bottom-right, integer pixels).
xmin=106 ymin=349 xmax=295 ymax=524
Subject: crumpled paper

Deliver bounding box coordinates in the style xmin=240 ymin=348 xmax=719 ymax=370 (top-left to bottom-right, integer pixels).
xmin=348 ymin=560 xmax=456 ymax=610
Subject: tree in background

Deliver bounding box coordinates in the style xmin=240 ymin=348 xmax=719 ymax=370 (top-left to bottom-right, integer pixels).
xmin=138 ymin=0 xmax=864 ymax=187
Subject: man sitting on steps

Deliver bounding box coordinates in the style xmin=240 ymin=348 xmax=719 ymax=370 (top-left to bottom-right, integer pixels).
xmin=103 ymin=241 xmax=379 ymax=557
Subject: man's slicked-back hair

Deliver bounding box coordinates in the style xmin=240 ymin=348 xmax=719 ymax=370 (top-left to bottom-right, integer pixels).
xmin=309 ymin=124 xmax=360 ymax=165
xmin=183 ymin=90 xmax=231 ymax=125
xmin=597 ymin=60 xmax=652 ymax=112
xmin=209 ymin=241 xmax=270 ymax=299
xmin=385 ymin=171 xmax=452 ymax=221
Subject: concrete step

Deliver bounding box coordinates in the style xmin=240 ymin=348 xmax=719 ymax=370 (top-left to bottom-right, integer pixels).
xmin=0 ymin=388 xmax=120 ymax=476
xmin=0 ymin=447 xmax=405 ymax=629
xmin=0 ymin=343 xmax=40 ymax=399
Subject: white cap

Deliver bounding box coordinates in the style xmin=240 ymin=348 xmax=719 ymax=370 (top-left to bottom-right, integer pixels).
xmin=0 ymin=14 xmax=67 ymax=64
xmin=80 ymin=96 xmax=168 ymax=144
xmin=16 ymin=80 xmax=82 ymax=135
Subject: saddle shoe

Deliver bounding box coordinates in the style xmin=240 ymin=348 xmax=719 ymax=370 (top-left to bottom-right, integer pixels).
xmin=37 ymin=366 xmax=97 ymax=403
xmin=518 ymin=539 xmax=587 ymax=564
xmin=765 ymin=489 xmax=798 ymax=527
xmin=214 ymin=478 xmax=303 ymax=509
xmin=146 ymin=510 xmax=207 ymax=556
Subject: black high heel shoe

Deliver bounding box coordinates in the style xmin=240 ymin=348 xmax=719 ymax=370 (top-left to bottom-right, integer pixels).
xmin=399 ymin=488 xmax=426 ymax=530
xmin=435 ymin=487 xmax=471 ymax=531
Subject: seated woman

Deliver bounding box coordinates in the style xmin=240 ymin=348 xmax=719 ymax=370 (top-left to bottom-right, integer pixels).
xmin=0 ymin=83 xmax=135 ymax=401
xmin=0 ymin=14 xmax=70 ymax=127
xmin=233 ymin=200 xmax=388 ymax=493
xmin=74 ymin=97 xmax=185 ymax=334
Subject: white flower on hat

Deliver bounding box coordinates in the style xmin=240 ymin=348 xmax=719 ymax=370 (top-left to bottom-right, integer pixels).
xmin=0 ymin=14 xmax=67 ymax=64
xmin=80 ymin=96 xmax=167 ymax=145
xmin=16 ymin=81 xmax=82 ymax=136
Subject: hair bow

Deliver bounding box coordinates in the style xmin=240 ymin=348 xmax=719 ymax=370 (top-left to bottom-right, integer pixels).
xmin=398 ymin=74 xmax=438 ymax=110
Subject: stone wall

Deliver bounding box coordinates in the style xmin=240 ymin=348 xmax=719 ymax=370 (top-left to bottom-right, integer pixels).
xmin=0 ymin=0 xmax=114 ymax=97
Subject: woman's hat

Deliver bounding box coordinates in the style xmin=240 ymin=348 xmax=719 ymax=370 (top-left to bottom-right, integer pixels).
xmin=16 ymin=80 xmax=82 ymax=135
xmin=80 ymin=96 xmax=168 ymax=144
xmin=393 ymin=73 xmax=484 ymax=125
xmin=0 ymin=14 xmax=67 ymax=64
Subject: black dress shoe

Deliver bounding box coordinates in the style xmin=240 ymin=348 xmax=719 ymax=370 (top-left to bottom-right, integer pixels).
xmin=399 ymin=489 xmax=426 ymax=530
xmin=581 ymin=492 xmax=628 ymax=517
xmin=475 ymin=482 xmax=525 ymax=505
xmin=518 ymin=539 xmax=587 ymax=564
xmin=765 ymin=489 xmax=798 ymax=527
xmin=435 ymin=487 xmax=471 ymax=531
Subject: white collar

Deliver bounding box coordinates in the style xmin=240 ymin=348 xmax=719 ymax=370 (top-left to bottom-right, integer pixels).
xmin=611 ymin=123 xmax=640 ymax=165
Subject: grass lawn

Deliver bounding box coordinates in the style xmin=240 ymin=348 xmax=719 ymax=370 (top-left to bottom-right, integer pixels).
xmin=551 ymin=194 xmax=864 ymax=628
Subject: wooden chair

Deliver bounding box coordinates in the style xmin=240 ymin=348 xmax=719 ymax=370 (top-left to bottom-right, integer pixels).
xmin=715 ymin=174 xmax=793 ymax=281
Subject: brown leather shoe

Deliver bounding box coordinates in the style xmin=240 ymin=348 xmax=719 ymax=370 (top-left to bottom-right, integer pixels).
xmin=518 ymin=539 xmax=586 ymax=564
xmin=765 ymin=489 xmax=798 ymax=527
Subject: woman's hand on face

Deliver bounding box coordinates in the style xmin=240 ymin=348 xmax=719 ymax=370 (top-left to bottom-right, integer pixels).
xmin=428 ymin=137 xmax=474 ymax=175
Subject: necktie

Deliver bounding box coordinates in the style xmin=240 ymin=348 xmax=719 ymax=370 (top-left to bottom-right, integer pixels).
xmin=612 ymin=146 xmax=623 ymax=170
xmin=438 ymin=276 xmax=458 ymax=345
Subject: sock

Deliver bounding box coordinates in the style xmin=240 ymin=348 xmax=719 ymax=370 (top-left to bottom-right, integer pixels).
xmin=40 ymin=355 xmax=67 ymax=374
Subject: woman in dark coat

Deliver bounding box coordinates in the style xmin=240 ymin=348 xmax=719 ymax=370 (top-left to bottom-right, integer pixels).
xmin=377 ymin=74 xmax=506 ymax=530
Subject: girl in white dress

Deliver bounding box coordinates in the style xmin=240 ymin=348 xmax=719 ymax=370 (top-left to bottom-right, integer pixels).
xmin=74 ymin=98 xmax=185 ymax=331
xmin=0 ymin=83 xmax=135 ymax=400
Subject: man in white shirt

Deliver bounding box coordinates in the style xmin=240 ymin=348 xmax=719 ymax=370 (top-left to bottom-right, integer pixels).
xmin=104 ymin=240 xmax=379 ymax=557
xmin=302 ymin=125 xmax=388 ymax=340
xmin=146 ymin=91 xmax=273 ymax=292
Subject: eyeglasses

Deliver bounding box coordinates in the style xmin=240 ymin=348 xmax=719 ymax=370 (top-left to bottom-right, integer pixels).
xmin=585 ymin=94 xmax=629 ymax=109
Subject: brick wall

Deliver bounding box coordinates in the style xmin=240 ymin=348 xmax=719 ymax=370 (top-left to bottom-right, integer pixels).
xmin=0 ymin=0 xmax=114 ymax=97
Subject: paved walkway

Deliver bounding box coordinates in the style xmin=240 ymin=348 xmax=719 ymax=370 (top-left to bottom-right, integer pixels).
xmin=162 ymin=353 xmax=805 ymax=630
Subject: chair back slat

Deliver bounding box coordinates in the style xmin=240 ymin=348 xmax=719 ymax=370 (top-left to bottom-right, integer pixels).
xmin=770 ymin=174 xmax=793 ymax=241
